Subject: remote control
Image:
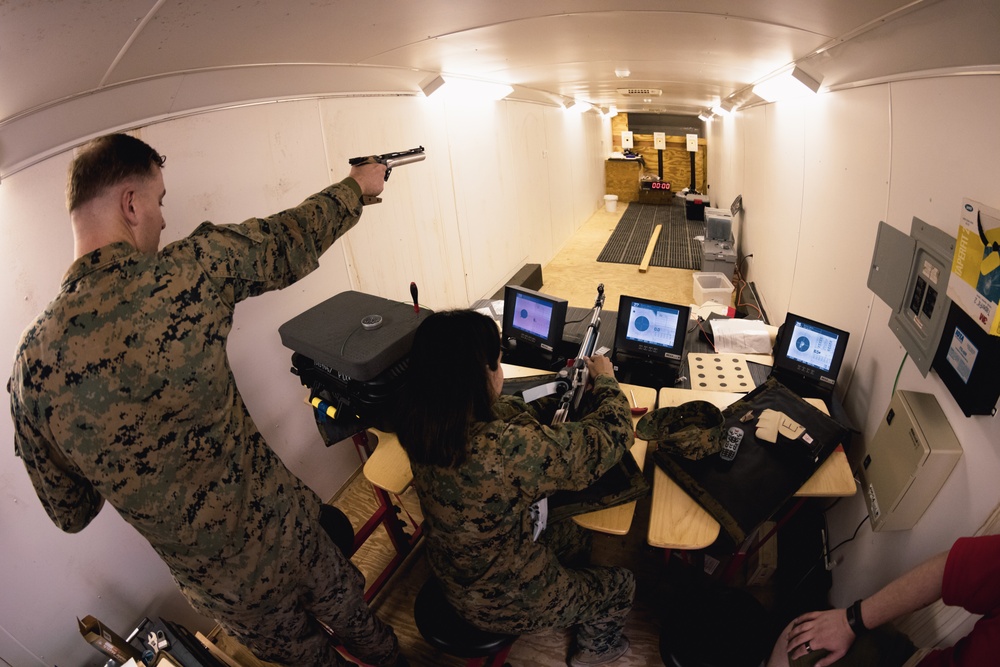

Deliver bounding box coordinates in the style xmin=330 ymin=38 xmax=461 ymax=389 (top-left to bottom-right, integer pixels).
xmin=721 ymin=426 xmax=744 ymax=462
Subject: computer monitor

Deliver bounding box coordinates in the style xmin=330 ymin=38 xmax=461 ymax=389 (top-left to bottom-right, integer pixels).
xmin=771 ymin=312 xmax=850 ymax=394
xmin=614 ymin=295 xmax=691 ymax=362
xmin=501 ymin=286 xmax=568 ymax=355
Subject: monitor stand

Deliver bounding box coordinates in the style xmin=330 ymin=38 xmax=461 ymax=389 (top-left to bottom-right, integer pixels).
xmin=502 ymin=344 xmax=567 ymax=373
xmin=613 ymin=354 xmax=681 ymax=389
xmin=768 ymin=370 xmax=835 ymax=401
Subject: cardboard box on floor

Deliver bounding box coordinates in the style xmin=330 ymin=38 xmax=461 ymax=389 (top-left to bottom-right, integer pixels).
xmin=746 ymin=521 xmax=778 ymax=586
xmin=947 ymin=197 xmax=1000 ymax=336
xmin=78 ymin=615 xmax=143 ymax=664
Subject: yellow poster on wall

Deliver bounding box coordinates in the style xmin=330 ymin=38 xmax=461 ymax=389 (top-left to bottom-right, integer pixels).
xmin=947 ymin=198 xmax=1000 ymax=336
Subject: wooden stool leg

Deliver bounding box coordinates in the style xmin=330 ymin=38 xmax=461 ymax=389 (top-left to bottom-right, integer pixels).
xmin=348 ymin=431 xmax=424 ymax=602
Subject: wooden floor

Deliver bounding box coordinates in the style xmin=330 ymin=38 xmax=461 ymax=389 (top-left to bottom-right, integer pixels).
xmin=537 ymin=198 xmax=697 ymax=309
xmin=213 ymin=199 xmax=720 ymax=666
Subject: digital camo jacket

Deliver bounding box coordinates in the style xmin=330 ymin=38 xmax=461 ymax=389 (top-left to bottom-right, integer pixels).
xmin=9 ymin=180 xmax=363 ymax=610
xmin=410 ymin=374 xmax=635 ymax=628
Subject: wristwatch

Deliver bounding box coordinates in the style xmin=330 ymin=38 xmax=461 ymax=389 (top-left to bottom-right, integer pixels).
xmin=846 ymin=599 xmax=867 ymax=635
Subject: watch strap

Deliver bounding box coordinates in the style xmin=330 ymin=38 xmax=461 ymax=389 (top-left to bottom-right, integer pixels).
xmin=846 ymin=599 xmax=867 ymax=635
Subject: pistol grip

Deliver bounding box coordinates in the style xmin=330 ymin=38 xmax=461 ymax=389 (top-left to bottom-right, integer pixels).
xmin=362 ymin=195 xmax=382 ymax=206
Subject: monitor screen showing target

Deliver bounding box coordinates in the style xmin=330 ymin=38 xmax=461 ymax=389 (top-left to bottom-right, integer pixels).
xmin=614 ymin=295 xmax=690 ymax=361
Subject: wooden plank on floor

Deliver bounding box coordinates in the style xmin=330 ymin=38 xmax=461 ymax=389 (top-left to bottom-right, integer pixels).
xmin=638 ymin=224 xmax=662 ymax=273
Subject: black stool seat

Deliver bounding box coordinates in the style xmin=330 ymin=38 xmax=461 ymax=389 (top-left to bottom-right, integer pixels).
xmin=319 ymin=504 xmax=356 ymax=556
xmin=414 ymin=578 xmax=517 ymax=659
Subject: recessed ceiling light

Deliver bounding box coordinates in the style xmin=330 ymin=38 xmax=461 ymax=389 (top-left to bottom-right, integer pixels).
xmin=615 ymin=68 xmax=631 ymax=78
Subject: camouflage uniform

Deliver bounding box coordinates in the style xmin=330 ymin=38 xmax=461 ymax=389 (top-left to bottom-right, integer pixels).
xmin=8 ymin=179 xmax=400 ymax=667
xmin=410 ymin=374 xmax=636 ymax=654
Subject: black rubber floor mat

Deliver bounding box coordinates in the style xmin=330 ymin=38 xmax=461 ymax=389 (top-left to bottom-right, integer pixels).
xmin=597 ymin=201 xmax=704 ymax=270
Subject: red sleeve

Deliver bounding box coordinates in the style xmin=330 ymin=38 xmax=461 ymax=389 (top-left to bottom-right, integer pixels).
xmin=918 ymin=534 xmax=1000 ymax=667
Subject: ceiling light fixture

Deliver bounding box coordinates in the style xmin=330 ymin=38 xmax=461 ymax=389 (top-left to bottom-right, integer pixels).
xmin=607 ymin=104 xmax=618 ymax=118
xmin=711 ymin=100 xmax=735 ymax=117
xmin=614 ymin=68 xmax=631 ymax=78
xmin=566 ymin=101 xmax=593 ymax=114
xmin=752 ymin=65 xmax=823 ymax=102
xmin=697 ymin=111 xmax=712 ymax=122
xmin=420 ymin=74 xmax=513 ymax=101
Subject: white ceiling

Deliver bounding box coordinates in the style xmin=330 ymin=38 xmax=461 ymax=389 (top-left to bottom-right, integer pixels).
xmin=2 ymin=0 xmax=999 ymax=178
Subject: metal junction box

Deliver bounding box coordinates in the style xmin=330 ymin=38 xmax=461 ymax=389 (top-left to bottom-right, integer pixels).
xmin=867 ymin=218 xmax=955 ymax=376
xmin=861 ymin=390 xmax=962 ymax=532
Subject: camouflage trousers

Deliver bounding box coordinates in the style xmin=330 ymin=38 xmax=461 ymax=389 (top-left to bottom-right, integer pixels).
xmin=788 ymin=625 xmax=917 ymax=667
xmin=465 ymin=520 xmax=636 ymax=654
xmin=190 ymin=527 xmax=400 ymax=667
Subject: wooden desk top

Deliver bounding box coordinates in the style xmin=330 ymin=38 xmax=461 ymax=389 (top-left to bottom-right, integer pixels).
xmin=362 ymin=364 xmax=657 ymax=536
xmin=647 ymin=387 xmax=856 ymax=550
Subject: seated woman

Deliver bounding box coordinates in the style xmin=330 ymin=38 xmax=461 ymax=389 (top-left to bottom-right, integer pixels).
xmin=396 ymin=310 xmax=636 ymax=666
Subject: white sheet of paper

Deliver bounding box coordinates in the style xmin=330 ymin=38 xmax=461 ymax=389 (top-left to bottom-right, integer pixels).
xmin=710 ymin=318 xmax=773 ymax=353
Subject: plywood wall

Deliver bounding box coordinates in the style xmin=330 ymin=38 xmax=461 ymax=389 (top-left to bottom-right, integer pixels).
xmin=610 ymin=113 xmax=707 ymax=192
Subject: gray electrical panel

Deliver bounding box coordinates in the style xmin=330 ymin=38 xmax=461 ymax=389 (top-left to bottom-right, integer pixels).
xmin=861 ymin=390 xmax=962 ymax=532
xmin=867 ymin=217 xmax=956 ymax=376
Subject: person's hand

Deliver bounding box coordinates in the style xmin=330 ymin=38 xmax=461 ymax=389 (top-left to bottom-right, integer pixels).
xmin=348 ymin=161 xmax=387 ymax=198
xmin=785 ymin=609 xmax=856 ymax=666
xmin=584 ymin=354 xmax=615 ymax=380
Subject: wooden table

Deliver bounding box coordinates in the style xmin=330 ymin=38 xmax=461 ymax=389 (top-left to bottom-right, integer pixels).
xmin=363 ymin=364 xmax=657 ymax=536
xmin=647 ymin=387 xmax=856 ymax=550
xmin=605 ymin=158 xmax=643 ymax=203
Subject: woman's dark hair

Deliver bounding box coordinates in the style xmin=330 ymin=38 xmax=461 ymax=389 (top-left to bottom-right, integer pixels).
xmin=67 ymin=133 xmax=166 ymax=212
xmin=396 ymin=310 xmax=501 ymax=467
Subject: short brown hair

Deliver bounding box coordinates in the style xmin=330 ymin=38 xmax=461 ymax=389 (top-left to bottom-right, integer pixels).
xmin=67 ymin=134 xmax=166 ymax=212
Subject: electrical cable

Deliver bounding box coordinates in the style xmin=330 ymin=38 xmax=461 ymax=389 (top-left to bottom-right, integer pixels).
xmin=696 ymin=317 xmax=718 ymax=352
xmin=819 ymin=496 xmax=844 ymax=513
xmin=339 ymin=323 xmax=365 ymax=355
xmin=891 ymin=352 xmax=907 ymax=398
xmin=732 ymin=253 xmax=764 ymax=321
xmin=827 ymin=514 xmax=870 ymax=555
xmin=344 ymin=293 xmax=427 ymax=357
xmin=791 ymin=513 xmax=870 ymax=593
